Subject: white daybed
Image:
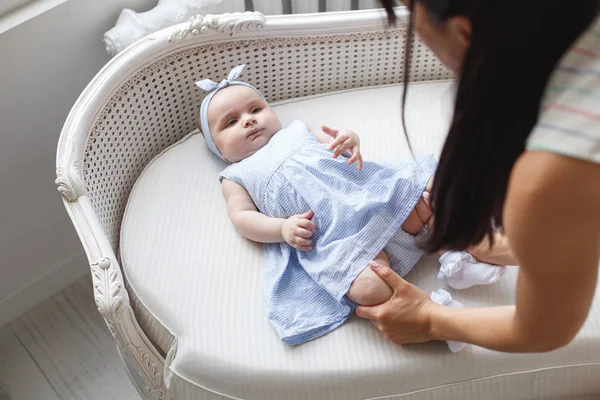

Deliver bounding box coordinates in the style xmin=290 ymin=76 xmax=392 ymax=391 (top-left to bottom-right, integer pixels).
xmin=55 ymin=8 xmax=600 ymax=400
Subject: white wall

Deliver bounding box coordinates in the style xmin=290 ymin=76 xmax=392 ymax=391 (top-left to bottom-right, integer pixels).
xmin=0 ymin=0 xmax=158 ymax=328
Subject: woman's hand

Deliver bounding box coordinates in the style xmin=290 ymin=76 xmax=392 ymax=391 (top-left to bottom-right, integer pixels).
xmin=321 ymin=125 xmax=363 ymax=170
xmin=355 ymin=264 xmax=438 ymax=344
xmin=281 ymin=210 xmax=316 ymax=251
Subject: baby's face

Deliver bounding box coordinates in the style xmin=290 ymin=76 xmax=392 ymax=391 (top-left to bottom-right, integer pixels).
xmin=207 ymin=85 xmax=281 ymax=163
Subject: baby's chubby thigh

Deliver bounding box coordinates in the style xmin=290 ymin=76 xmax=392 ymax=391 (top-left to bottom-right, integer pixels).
xmin=347 ymin=250 xmax=393 ymax=306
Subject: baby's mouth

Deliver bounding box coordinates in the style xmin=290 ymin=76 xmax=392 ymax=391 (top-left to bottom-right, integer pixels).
xmin=246 ymin=128 xmax=263 ymax=138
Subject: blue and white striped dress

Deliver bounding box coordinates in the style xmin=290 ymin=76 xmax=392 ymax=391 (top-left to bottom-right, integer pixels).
xmin=220 ymin=120 xmax=437 ymax=345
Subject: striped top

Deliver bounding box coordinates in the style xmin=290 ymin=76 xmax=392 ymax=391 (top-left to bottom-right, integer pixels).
xmin=526 ymin=17 xmax=600 ymax=163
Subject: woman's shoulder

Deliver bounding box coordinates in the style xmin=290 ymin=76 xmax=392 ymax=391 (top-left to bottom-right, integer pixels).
xmin=526 ymin=17 xmax=600 ymax=164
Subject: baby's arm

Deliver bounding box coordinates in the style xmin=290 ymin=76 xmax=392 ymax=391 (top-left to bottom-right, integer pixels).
xmin=222 ymin=178 xmax=286 ymax=243
xmin=222 ymin=178 xmax=316 ymax=250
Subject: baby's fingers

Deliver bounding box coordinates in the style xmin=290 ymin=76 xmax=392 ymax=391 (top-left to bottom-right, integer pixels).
xmin=299 ymin=219 xmax=317 ymax=231
xmin=294 ymin=237 xmax=313 ymax=248
xmin=333 ymin=139 xmax=352 ymax=158
xmin=348 ymin=147 xmax=359 ymax=163
xmin=348 ymin=148 xmax=363 ymax=170
xmin=321 ymin=125 xmax=339 ymax=137
xmin=329 ymin=135 xmax=347 ymax=151
xmin=296 ymin=227 xmax=313 ymax=239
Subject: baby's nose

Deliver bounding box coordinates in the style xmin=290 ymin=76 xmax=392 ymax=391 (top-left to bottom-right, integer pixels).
xmin=243 ymin=115 xmax=256 ymax=127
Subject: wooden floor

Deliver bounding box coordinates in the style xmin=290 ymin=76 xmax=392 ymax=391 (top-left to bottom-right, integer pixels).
xmin=0 ymin=275 xmax=140 ymax=400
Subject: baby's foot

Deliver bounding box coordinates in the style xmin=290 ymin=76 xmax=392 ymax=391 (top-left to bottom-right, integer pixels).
xmin=437 ymin=251 xmax=506 ymax=290
xmin=430 ymin=289 xmax=466 ymax=352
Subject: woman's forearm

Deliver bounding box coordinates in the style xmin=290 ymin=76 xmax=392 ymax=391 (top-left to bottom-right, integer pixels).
xmin=231 ymin=210 xmax=285 ymax=243
xmin=429 ymin=304 xmax=562 ymax=353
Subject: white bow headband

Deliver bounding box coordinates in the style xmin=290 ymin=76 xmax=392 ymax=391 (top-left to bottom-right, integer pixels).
xmin=195 ymin=64 xmax=266 ymax=162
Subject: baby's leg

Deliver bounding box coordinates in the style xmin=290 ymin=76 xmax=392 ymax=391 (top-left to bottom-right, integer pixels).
xmin=347 ymin=250 xmax=393 ymax=306
xmin=401 ymin=177 xmax=434 ymax=235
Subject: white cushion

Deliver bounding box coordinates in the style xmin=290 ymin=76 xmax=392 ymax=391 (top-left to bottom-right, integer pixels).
xmin=120 ymin=81 xmax=600 ymax=400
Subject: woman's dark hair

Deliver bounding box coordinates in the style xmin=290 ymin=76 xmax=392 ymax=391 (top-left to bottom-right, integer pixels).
xmin=381 ymin=0 xmax=599 ymax=252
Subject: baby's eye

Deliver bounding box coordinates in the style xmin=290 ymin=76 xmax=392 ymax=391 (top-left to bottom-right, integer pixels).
xmin=251 ymin=107 xmax=261 ymax=114
xmin=226 ymin=119 xmax=237 ymax=127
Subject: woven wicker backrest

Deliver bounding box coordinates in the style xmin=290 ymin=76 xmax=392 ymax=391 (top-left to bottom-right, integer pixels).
xmin=79 ymin=17 xmax=452 ymax=251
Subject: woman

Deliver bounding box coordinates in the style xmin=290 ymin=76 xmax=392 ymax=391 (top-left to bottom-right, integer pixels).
xmin=356 ymin=0 xmax=600 ymax=352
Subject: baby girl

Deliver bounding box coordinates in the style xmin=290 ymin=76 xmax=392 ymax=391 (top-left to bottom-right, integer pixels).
xmin=195 ymin=65 xmax=504 ymax=346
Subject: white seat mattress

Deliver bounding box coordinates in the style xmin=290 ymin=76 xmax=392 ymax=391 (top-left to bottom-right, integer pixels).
xmin=120 ymin=81 xmax=600 ymax=400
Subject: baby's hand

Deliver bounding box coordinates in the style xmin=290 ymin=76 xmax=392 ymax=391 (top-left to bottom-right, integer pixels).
xmin=321 ymin=125 xmax=363 ymax=170
xmin=282 ymin=210 xmax=316 ymax=251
